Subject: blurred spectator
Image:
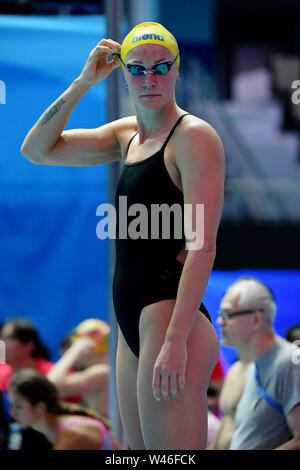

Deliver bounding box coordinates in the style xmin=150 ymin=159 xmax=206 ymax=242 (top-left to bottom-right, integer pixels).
xmin=48 ymin=319 xmax=110 ymax=417
xmin=0 ymin=318 xmax=51 ymax=371
xmin=216 ymin=277 xmax=300 ymax=450
xmin=206 ymin=410 xmax=221 ymax=449
xmin=208 ymin=359 xmax=251 ymax=450
xmin=286 ymin=324 xmax=300 ymax=344
xmin=0 ymin=318 xmax=53 ymax=449
xmin=208 ymin=295 xmax=252 ymax=450
xmin=207 ymin=356 xmax=226 ymax=417
xmin=9 ymin=368 xmax=122 ymax=450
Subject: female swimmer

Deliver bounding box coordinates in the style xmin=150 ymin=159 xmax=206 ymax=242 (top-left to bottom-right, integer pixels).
xmin=21 ymin=22 xmax=225 ymax=449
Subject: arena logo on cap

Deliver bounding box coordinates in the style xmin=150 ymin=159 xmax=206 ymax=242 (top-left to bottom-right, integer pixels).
xmin=291 ymin=340 xmax=300 ymax=365
xmin=132 ymin=34 xmax=165 ymax=44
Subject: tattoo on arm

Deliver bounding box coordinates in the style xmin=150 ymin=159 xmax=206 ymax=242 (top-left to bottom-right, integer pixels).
xmin=38 ymin=98 xmax=66 ymax=126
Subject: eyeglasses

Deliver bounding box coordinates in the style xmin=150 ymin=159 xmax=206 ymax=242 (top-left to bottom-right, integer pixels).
xmin=218 ymin=309 xmax=263 ymax=321
xmin=111 ymin=52 xmax=178 ymax=77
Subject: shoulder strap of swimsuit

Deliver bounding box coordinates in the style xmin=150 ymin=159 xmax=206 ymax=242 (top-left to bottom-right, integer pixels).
xmin=161 ymin=113 xmax=190 ymax=152
xmin=124 ymin=131 xmax=139 ymax=160
xmin=124 ymin=114 xmax=189 ymax=160
xmin=97 ymin=419 xmax=115 ymax=450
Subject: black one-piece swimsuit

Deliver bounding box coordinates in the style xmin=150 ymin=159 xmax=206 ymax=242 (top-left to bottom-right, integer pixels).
xmin=113 ymin=114 xmax=211 ymax=357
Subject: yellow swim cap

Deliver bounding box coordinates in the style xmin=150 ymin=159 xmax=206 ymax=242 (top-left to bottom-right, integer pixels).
xmin=121 ymin=22 xmax=180 ymax=69
xmin=71 ymin=319 xmax=110 ymax=355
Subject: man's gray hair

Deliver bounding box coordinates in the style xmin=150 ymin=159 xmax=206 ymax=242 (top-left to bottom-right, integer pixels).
xmin=229 ymin=276 xmax=276 ymax=330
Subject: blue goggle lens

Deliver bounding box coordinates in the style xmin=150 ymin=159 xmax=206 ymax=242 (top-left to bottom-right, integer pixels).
xmin=127 ymin=62 xmax=172 ymax=77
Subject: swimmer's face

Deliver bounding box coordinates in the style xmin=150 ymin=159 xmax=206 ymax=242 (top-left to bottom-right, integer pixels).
xmin=124 ymin=44 xmax=179 ymax=109
xmin=9 ymin=390 xmax=44 ymax=429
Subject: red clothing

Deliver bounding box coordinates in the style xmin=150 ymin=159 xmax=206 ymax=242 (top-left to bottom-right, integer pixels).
xmin=0 ymin=358 xmax=53 ymax=391
xmin=35 ymin=357 xmax=54 ymax=375
xmin=0 ymin=359 xmax=82 ymax=404
xmin=210 ymin=358 xmax=226 ymax=382
xmin=0 ymin=363 xmax=11 ymax=390
xmin=209 ymin=357 xmax=227 ymax=418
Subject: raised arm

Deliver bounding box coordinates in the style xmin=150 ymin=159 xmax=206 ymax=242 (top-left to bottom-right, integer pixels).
xmin=21 ymin=39 xmax=127 ymax=167
xmin=47 ymin=338 xmax=109 ymax=396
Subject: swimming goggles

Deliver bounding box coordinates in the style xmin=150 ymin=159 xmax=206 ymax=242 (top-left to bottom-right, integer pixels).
xmin=109 ymin=52 xmax=178 ymax=77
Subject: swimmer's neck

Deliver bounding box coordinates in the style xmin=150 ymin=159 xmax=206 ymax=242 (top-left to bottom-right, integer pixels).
xmin=135 ymin=101 xmax=184 ymax=143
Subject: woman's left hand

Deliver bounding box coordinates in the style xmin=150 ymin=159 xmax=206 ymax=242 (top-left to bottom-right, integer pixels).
xmin=152 ymin=339 xmax=187 ymax=402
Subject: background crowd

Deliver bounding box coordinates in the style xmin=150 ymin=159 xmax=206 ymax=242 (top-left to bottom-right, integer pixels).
xmin=1 ymin=276 xmax=299 ymax=450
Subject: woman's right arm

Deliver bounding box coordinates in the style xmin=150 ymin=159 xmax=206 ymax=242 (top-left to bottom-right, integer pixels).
xmin=21 ymin=39 xmax=125 ymax=167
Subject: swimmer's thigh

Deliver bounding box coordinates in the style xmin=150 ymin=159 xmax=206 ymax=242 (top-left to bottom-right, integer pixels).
xmin=116 ymin=327 xmax=145 ymax=450
xmin=137 ymin=300 xmax=219 ymax=450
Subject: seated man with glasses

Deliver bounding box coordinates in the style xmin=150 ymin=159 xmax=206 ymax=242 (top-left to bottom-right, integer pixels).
xmin=215 ymin=276 xmax=300 ymax=450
